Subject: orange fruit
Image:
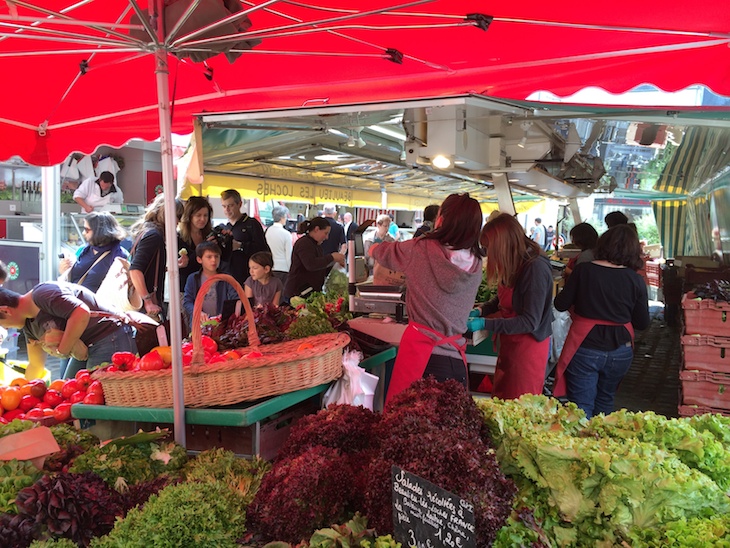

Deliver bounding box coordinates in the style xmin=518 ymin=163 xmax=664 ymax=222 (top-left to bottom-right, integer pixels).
xmin=151 ymin=346 xmax=172 ymax=365
xmin=1 ymin=388 xmax=22 ymax=411
xmin=20 ymin=384 xmax=35 ymax=397
xmin=10 ymin=377 xmax=28 ymax=387
xmin=49 ymin=379 xmax=65 ymax=392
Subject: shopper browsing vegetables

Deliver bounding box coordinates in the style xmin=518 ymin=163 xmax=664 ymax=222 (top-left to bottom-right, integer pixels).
xmin=0 ymin=282 xmax=137 ymax=379
xmin=283 ymin=217 xmax=345 ymax=302
xmin=553 ymin=224 xmax=650 ymax=418
xmin=467 ymin=213 xmax=553 ymax=399
xmin=369 ymin=193 xmax=484 ymax=404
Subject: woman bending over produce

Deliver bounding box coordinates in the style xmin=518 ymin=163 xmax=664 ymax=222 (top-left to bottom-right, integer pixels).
xmin=370 ymin=193 xmax=484 ymax=404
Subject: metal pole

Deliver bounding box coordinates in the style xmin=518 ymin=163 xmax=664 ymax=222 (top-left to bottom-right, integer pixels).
xmin=153 ymin=0 xmax=186 ymax=447
xmin=40 ymin=164 xmax=61 ymax=283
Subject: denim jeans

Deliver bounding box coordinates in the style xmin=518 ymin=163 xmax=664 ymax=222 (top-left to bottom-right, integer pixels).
xmin=64 ymin=324 xmax=137 ymax=379
xmin=564 ymin=343 xmax=633 ymax=418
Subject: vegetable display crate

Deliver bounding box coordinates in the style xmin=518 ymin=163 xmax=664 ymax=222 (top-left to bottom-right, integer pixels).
xmin=681 ymin=292 xmax=730 ymax=337
xmin=93 ymin=274 xmax=348 ymax=408
xmin=681 ymin=334 xmax=730 ymax=372
xmin=679 ymin=369 xmax=730 ymax=410
xmin=678 ymin=404 xmax=730 ymax=418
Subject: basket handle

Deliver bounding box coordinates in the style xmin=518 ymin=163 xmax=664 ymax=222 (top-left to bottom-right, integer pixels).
xmin=191 ymin=273 xmax=260 ymax=367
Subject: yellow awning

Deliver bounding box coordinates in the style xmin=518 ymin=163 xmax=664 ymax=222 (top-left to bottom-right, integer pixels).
xmin=199 ymin=173 xmax=438 ymax=209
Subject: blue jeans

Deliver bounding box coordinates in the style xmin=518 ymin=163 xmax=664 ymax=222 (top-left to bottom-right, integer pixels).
xmin=64 ymin=325 xmax=137 ymax=379
xmin=564 ymin=343 xmax=633 ymax=418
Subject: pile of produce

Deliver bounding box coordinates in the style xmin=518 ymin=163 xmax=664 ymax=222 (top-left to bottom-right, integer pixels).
xmin=0 ymin=422 xmax=270 ymax=548
xmin=479 ymin=395 xmax=730 ymax=547
xmin=691 ymin=279 xmax=730 ymax=302
xmin=249 ymin=379 xmax=516 ymax=546
xmin=0 ymin=371 xmax=103 ymax=424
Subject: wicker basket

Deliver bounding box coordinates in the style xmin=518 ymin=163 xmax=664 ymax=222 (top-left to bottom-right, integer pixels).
xmin=93 ymin=273 xmax=348 ymax=408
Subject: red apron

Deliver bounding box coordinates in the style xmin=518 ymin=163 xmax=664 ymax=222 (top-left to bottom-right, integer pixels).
xmin=491 ymin=285 xmax=551 ymax=400
xmin=552 ymin=312 xmax=635 ymax=397
xmin=385 ymin=321 xmax=467 ymax=406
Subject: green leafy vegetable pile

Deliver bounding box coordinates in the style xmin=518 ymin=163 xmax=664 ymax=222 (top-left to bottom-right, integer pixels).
xmin=0 ymin=459 xmax=42 ymax=514
xmin=480 ymin=395 xmax=730 ymax=547
xmin=69 ymin=435 xmax=187 ymax=492
xmin=90 ymin=480 xmax=248 ymax=548
xmin=287 ymin=293 xmax=351 ymax=339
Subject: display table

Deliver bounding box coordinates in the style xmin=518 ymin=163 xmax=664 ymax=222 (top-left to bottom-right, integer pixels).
xmin=348 ymin=316 xmax=498 ymax=376
xmin=72 ymin=348 xmax=396 ymax=458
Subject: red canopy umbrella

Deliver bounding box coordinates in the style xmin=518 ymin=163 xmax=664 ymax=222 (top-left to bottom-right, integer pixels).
xmin=0 ymin=0 xmax=728 ymax=444
xmin=1 ymin=1 xmax=728 ymax=165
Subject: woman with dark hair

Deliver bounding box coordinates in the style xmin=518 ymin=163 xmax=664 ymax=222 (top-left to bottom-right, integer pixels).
xmin=283 ymin=217 xmax=346 ymax=301
xmin=554 ymin=224 xmax=650 ymax=418
xmin=467 ymin=213 xmax=554 ymax=399
xmin=59 ymin=211 xmax=128 ymax=293
xmin=177 ymin=196 xmax=213 ymax=292
xmin=370 ymin=193 xmax=484 ymax=403
xmin=563 ymin=222 xmax=599 ymax=280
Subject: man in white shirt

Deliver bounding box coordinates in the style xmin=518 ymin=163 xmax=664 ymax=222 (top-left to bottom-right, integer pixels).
xmin=265 ymin=205 xmax=293 ymax=286
xmin=73 ymin=171 xmax=123 ymax=213
xmin=531 ymin=217 xmax=546 ymax=248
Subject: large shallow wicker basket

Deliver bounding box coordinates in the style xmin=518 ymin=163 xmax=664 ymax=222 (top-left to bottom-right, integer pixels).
xmin=93 ymin=273 xmax=348 ymax=408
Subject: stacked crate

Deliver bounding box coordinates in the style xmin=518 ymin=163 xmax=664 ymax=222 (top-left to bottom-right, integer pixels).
xmin=678 ymin=291 xmax=730 ymax=417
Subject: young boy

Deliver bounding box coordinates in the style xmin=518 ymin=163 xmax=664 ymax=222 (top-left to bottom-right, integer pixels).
xmin=183 ymin=241 xmax=238 ymax=326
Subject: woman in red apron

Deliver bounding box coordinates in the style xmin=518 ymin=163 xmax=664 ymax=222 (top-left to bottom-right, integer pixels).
xmin=369 ymin=194 xmax=484 ymax=406
xmin=554 ymin=224 xmax=650 ymax=418
xmin=467 ymin=214 xmax=554 ymax=399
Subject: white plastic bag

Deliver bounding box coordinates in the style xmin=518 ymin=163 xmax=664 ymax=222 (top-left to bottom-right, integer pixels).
xmin=550 ymin=307 xmax=572 ymax=365
xmin=323 ymin=350 xmax=380 ymax=410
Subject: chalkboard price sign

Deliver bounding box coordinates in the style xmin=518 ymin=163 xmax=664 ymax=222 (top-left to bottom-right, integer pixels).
xmin=391 ymin=466 xmax=476 ymax=548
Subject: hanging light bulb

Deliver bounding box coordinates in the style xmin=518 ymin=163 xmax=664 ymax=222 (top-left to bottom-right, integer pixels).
xmin=517 ymin=121 xmax=533 ymax=149
xmin=346 ymin=133 xmax=356 ymax=147
xmin=517 ymin=136 xmax=528 ymax=148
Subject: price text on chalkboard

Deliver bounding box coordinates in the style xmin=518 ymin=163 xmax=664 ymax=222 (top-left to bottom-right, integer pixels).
xmin=391 ymin=466 xmax=476 ymax=548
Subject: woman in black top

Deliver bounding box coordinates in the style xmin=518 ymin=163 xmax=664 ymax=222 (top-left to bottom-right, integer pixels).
xmin=283 ymin=217 xmax=345 ymax=301
xmin=554 ymin=224 xmax=650 ymax=418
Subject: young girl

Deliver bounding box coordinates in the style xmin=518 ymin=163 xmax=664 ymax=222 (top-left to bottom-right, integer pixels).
xmin=245 ymin=251 xmax=283 ymax=307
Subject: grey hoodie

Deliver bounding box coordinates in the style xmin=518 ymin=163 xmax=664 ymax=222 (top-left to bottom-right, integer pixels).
xmin=370 ymin=238 xmax=482 ymax=357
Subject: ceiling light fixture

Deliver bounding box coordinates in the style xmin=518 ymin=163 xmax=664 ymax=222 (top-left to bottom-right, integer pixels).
xmin=517 ymin=120 xmax=533 ymax=148
xmin=346 ymin=133 xmax=356 ymax=147
xmin=432 ymin=154 xmax=452 ymax=169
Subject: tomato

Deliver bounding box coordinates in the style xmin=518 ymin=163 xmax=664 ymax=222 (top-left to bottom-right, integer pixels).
xmin=83 ymin=392 xmax=105 ymax=405
xmin=19 ymin=395 xmax=41 ymax=412
xmin=37 ymin=402 xmax=52 ymax=410
xmin=75 ymin=370 xmax=92 ymax=390
xmin=9 ymin=377 xmax=28 ymax=387
xmin=1 ymin=388 xmax=21 ymax=411
xmin=222 ymin=350 xmax=240 ymax=361
xmin=43 ymin=389 xmax=63 ymax=408
xmin=111 ymin=352 xmax=137 ymax=371
xmin=200 ymin=335 xmax=218 ymax=354
xmin=181 ymin=341 xmax=194 ymax=354
xmin=0 ymin=417 xmax=7 ymax=425
xmin=138 ymin=350 xmax=165 ymax=371
xmin=104 ymin=365 xmax=119 ymax=373
xmin=25 ymin=408 xmax=45 ymax=421
xmin=207 ymin=353 xmax=227 ymax=365
xmin=87 ymin=381 xmax=104 ymax=395
xmin=61 ymin=379 xmax=80 ymax=399
xmin=151 ymin=346 xmax=172 ymax=365
xmin=69 ymin=391 xmax=86 ymax=404
xmin=42 ymin=408 xmax=55 ymax=417
xmin=29 ymin=380 xmax=47 ymax=399
xmin=19 ymin=384 xmax=34 ymax=397
xmin=244 ymin=351 xmax=263 ymax=359
xmin=3 ymin=409 xmax=25 ymax=421
xmin=53 ymin=403 xmax=72 ymax=422
xmin=49 ymin=379 xmax=65 ymax=392
xmin=296 ymin=342 xmax=314 ymax=351
xmin=182 ymin=353 xmax=193 ymax=367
